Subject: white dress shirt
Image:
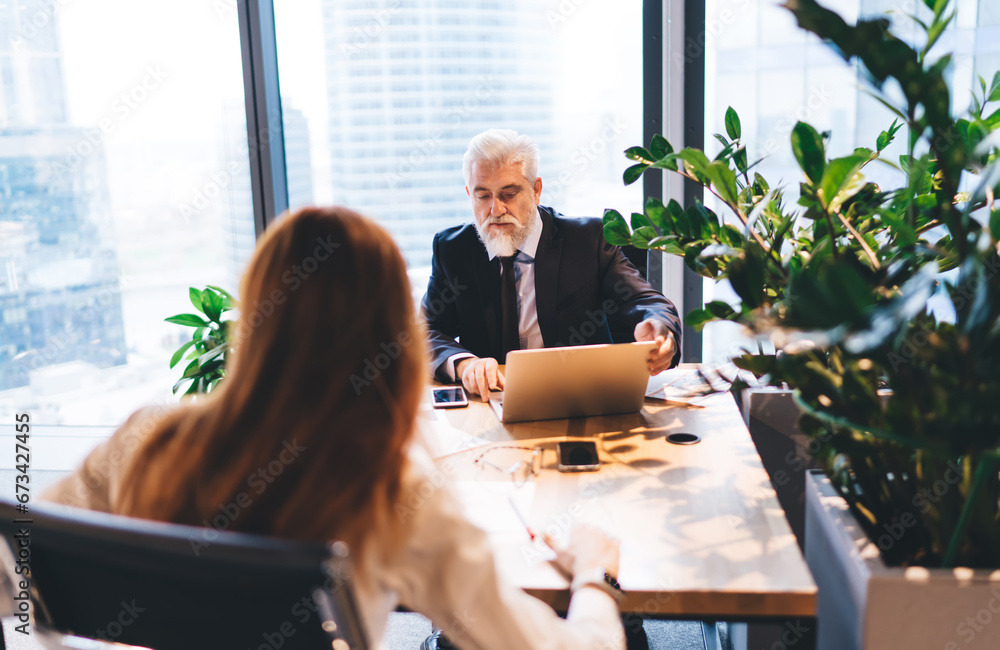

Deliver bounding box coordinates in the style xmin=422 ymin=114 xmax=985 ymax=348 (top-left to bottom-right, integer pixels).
xmin=40 ymin=408 xmax=626 ymax=650
xmin=446 ymin=214 xmax=544 ymax=380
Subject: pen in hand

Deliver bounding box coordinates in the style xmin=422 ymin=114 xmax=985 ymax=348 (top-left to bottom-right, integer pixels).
xmin=507 ymin=498 xmax=619 ymax=583
xmin=507 ymin=494 xmax=537 ymax=541
xmin=507 ymin=496 xmax=572 ymax=578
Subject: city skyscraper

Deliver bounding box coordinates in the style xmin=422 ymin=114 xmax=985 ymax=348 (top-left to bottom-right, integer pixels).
xmin=283 ymin=104 xmax=315 ymax=211
xmin=217 ymin=98 xmax=315 ymax=283
xmin=0 ymin=0 xmax=126 ymax=392
xmin=320 ymin=0 xmax=558 ymax=268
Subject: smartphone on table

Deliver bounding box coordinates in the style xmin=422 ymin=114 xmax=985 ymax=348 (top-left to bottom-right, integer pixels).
xmin=432 ymin=386 xmax=469 ymax=409
xmin=556 ymin=440 xmax=600 ymax=472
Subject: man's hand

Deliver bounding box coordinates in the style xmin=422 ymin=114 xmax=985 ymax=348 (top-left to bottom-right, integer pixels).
xmin=634 ymin=318 xmax=677 ymax=375
xmin=456 ymin=356 xmax=505 ymax=401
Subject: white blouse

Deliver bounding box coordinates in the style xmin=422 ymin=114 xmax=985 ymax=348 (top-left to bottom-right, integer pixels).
xmin=41 ymin=407 xmax=625 ymax=650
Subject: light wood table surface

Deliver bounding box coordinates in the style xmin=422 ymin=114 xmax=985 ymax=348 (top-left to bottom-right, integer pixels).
xmin=425 ymin=366 xmax=817 ymax=620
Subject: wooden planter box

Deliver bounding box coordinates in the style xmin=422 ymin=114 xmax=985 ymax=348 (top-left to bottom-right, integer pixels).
xmin=805 ymin=470 xmax=1000 ymax=650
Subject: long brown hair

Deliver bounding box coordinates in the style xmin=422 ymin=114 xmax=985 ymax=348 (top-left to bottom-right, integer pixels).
xmin=117 ymin=207 xmax=425 ymax=553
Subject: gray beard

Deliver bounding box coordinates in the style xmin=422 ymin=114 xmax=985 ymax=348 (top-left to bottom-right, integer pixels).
xmin=475 ymin=217 xmax=534 ymax=258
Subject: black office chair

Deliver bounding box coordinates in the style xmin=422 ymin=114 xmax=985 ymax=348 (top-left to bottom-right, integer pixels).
xmin=0 ymin=499 xmax=368 ymax=650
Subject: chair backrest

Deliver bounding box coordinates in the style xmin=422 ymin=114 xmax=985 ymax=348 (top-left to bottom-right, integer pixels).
xmin=0 ymin=499 xmax=368 ymax=650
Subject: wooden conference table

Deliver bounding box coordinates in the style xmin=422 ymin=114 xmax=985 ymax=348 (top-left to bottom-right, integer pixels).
xmin=423 ymin=365 xmax=817 ymax=623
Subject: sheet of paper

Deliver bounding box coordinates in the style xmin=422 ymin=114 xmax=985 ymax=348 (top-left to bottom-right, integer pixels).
xmin=452 ymin=480 xmax=536 ymax=538
xmin=453 ymin=480 xmax=561 ymax=581
xmin=645 ymin=368 xmax=715 ymax=405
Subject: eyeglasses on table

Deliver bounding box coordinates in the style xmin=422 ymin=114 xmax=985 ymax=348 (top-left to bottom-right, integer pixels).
xmin=473 ymin=445 xmax=543 ymax=487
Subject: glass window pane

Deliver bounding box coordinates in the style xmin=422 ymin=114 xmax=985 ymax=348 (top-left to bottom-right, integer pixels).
xmin=0 ymin=0 xmax=254 ymax=426
xmin=274 ymin=0 xmax=643 ymax=296
xmin=703 ymin=0 xmax=995 ymax=363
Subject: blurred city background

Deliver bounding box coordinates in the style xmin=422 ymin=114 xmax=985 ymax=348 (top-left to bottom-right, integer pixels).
xmin=1 ymin=0 xmax=998 ymax=427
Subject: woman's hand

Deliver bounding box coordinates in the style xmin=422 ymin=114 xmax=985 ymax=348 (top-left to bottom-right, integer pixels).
xmin=543 ymin=523 xmax=620 ymax=579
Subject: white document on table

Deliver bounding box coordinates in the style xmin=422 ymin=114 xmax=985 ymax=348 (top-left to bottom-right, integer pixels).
xmin=645 ymin=370 xmax=710 ymax=405
xmin=453 ymin=480 xmax=536 ymax=538
xmin=453 ymin=481 xmax=564 ymax=580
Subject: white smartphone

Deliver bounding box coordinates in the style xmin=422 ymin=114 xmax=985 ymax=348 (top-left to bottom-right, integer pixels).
xmin=431 ymin=386 xmax=469 ymax=409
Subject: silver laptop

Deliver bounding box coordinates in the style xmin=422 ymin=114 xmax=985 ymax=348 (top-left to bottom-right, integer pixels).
xmin=489 ymin=341 xmax=657 ymax=423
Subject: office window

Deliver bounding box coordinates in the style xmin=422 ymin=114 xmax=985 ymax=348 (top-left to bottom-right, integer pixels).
xmin=275 ymin=0 xmax=644 ymax=296
xmin=0 ymin=1 xmax=253 ymax=425
xmin=702 ymin=0 xmax=997 ymax=363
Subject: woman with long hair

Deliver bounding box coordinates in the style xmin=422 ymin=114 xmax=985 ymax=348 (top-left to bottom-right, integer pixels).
xmin=42 ymin=206 xmax=624 ymax=649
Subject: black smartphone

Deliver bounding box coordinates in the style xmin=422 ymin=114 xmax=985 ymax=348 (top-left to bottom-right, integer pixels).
xmin=431 ymin=386 xmax=469 ymax=409
xmin=556 ymin=440 xmax=600 ymax=472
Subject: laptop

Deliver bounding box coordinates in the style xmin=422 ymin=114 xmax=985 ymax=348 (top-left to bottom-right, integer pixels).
xmin=489 ymin=341 xmax=657 ymax=423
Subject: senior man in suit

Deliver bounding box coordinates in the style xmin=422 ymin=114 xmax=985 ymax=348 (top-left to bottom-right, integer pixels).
xmin=422 ymin=128 xmax=682 ymax=400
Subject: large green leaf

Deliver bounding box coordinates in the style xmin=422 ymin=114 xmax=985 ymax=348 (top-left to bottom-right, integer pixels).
xmin=718 ymin=223 xmax=744 ymax=248
xmin=726 ymin=246 xmax=766 ymax=309
xmin=624 ymin=146 xmax=655 ymax=163
xmin=206 ymin=285 xmax=236 ymax=301
xmin=646 ymin=236 xmax=685 ymax=255
xmin=166 ymin=313 xmax=209 ymax=328
xmin=189 ymin=288 xmax=205 ymax=315
xmin=685 ymin=300 xmax=737 ymax=331
xmin=665 ymin=199 xmax=685 ymax=228
xmin=602 ymin=209 xmax=632 ymax=246
xmin=684 ymin=308 xmax=717 ymax=331
xmin=203 ymin=289 xmax=224 ymax=323
xmin=733 ymin=353 xmax=778 ymax=378
xmin=818 ymin=154 xmax=867 ymax=210
xmin=184 ymin=377 xmax=203 ymax=396
xmin=207 ymin=285 xmax=238 ymax=310
xmin=842 ymin=263 xmax=938 ymax=353
xmin=649 ymin=134 xmax=673 ymax=160
xmin=791 ymin=121 xmax=826 ymax=183
xmin=984 ymin=108 xmax=1000 ymax=129
xmin=623 ymin=163 xmax=648 ymax=186
xmin=676 ymin=148 xmax=713 ymax=183
xmin=169 ymin=340 xmax=196 ymax=369
xmin=823 ymin=264 xmax=874 ymax=319
xmin=725 ymin=106 xmax=742 ymax=140
xmin=651 ymin=155 xmax=679 ymax=171
xmin=630 ymin=226 xmax=658 ymax=248
xmin=197 ymin=346 xmax=228 ymax=366
xmin=753 ymin=172 xmax=770 ymax=195
xmin=683 ymin=204 xmax=710 ymax=239
xmin=179 ymin=358 xmax=201 ymax=379
xmin=645 ymin=197 xmax=669 ymax=232
xmin=734 ymin=146 xmax=748 ymax=174
xmin=707 ymin=162 xmax=739 ymax=205
xmin=631 ymin=212 xmax=654 ymax=231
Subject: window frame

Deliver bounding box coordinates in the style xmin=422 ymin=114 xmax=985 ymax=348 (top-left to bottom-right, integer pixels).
xmin=240 ymin=0 xmax=707 ymax=360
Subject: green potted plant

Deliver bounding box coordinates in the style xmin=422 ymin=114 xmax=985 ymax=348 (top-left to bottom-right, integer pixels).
xmin=165 ymin=285 xmax=237 ymax=396
xmin=604 ymin=0 xmax=1000 ymax=647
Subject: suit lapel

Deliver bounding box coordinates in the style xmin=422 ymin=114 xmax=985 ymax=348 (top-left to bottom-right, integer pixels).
xmin=534 ymin=207 xmax=562 ymax=347
xmin=471 ymin=245 xmax=502 ymax=357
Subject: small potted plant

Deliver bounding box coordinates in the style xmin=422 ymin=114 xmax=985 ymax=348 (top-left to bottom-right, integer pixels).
xmin=165 ymin=285 xmax=237 ymax=396
xmin=604 ymin=0 xmax=1000 ymax=647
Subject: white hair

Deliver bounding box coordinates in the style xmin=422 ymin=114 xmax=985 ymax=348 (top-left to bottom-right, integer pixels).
xmin=462 ymin=128 xmax=539 ymax=186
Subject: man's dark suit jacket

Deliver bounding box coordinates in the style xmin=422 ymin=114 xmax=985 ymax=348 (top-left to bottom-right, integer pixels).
xmin=421 ymin=205 xmax=683 ymax=383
